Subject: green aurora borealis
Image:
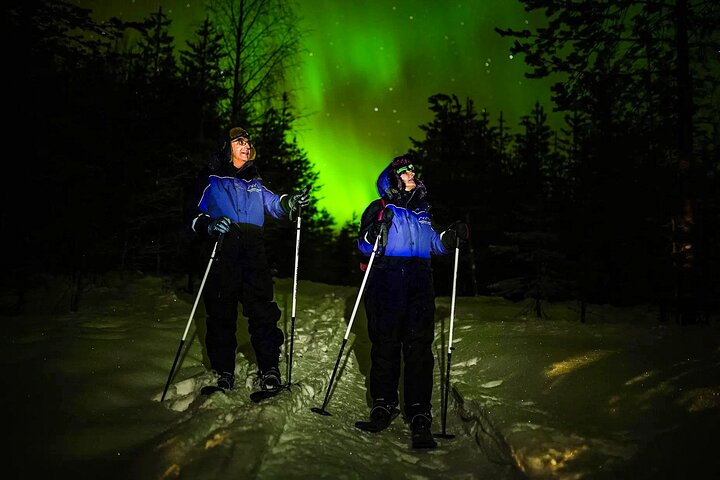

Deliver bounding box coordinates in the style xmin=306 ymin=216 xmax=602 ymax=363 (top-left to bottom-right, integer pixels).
xmin=81 ymin=0 xmax=555 ymax=227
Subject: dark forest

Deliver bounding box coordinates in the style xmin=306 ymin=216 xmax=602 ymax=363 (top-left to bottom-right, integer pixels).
xmin=4 ymin=1 xmax=718 ymax=324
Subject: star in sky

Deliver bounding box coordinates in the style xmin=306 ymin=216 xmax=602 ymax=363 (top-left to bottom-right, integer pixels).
xmin=81 ymin=0 xmax=555 ymax=226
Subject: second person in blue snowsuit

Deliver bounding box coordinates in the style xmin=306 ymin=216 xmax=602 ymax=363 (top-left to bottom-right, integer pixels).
xmin=356 ymin=153 xmax=469 ymax=448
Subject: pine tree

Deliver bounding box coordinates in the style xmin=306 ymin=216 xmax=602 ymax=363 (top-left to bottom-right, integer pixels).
xmin=410 ymin=94 xmax=508 ymax=295
xmin=179 ymin=17 xmax=227 ymax=147
xmin=496 ymin=0 xmax=719 ymax=313
xmin=487 ymin=103 xmax=574 ymax=316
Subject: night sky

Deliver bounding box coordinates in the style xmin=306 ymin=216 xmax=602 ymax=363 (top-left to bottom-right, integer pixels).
xmin=79 ymin=0 xmax=556 ymax=226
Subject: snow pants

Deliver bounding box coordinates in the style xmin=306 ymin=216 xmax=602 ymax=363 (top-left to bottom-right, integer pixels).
xmin=203 ymin=225 xmax=283 ymax=376
xmin=363 ymin=259 xmax=436 ymax=417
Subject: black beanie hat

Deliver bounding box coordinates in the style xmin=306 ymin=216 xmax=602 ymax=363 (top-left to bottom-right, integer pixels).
xmin=391 ymin=153 xmax=414 ymax=171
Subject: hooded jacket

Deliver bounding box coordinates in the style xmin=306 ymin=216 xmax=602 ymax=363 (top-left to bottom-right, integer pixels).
xmin=358 ymin=163 xmax=448 ymax=260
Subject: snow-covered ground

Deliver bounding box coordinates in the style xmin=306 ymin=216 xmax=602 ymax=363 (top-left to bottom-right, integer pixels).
xmin=5 ymin=274 xmax=719 ymax=479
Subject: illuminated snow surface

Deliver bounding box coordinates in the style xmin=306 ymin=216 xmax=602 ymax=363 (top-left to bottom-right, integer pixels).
xmin=6 ymin=275 xmax=718 ymax=479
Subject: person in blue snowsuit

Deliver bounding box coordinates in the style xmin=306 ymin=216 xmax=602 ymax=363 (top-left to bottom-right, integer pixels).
xmin=189 ymin=127 xmax=309 ymax=393
xmin=356 ymin=153 xmax=469 ymax=448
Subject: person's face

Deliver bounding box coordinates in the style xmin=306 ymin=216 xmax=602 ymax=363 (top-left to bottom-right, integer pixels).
xmin=396 ymin=165 xmax=416 ymax=191
xmin=231 ymin=137 xmax=252 ymax=167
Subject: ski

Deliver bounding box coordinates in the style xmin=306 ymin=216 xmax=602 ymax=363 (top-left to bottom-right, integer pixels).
xmin=354 ymin=408 xmax=400 ymax=433
xmin=200 ymin=385 xmax=226 ymax=396
xmin=249 ymin=385 xmax=288 ymax=403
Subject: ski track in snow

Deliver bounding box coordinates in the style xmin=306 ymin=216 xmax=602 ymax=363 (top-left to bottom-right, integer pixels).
xmin=146 ymin=288 xmax=504 ymax=479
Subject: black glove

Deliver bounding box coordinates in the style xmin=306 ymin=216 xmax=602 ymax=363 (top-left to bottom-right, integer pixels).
xmin=285 ymin=186 xmax=311 ymax=217
xmin=368 ymin=208 xmax=394 ymax=247
xmin=207 ymin=216 xmax=232 ymax=237
xmin=442 ymin=221 xmax=469 ymax=249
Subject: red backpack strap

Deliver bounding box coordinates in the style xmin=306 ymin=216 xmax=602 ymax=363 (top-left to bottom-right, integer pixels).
xmin=376 ymin=198 xmax=386 ymax=221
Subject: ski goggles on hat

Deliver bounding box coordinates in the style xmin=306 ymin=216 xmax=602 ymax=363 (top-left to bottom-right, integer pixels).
xmin=395 ymin=164 xmax=415 ymax=175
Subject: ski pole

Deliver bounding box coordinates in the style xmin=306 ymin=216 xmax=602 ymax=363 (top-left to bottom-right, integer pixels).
xmin=312 ymin=233 xmax=381 ymax=416
xmin=286 ymin=205 xmax=302 ymax=388
xmin=435 ymin=237 xmax=459 ymax=438
xmin=161 ymin=234 xmax=224 ymax=402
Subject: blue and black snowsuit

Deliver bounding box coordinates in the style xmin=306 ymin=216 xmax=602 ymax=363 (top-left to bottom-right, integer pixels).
xmin=358 ymin=163 xmax=451 ymax=419
xmin=190 ymin=160 xmax=290 ymax=377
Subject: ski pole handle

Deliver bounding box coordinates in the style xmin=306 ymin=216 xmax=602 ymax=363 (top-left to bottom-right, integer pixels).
xmin=215 ymin=233 xmax=225 ymax=259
